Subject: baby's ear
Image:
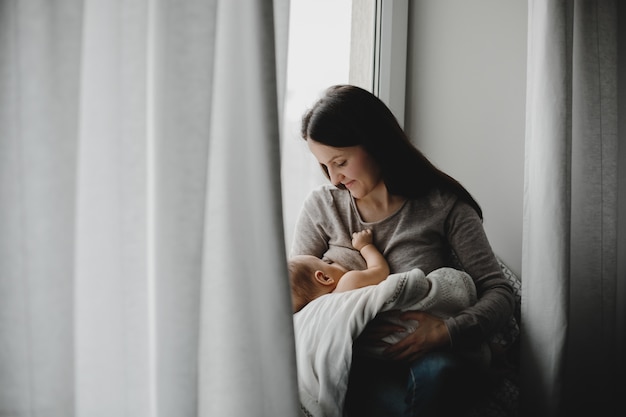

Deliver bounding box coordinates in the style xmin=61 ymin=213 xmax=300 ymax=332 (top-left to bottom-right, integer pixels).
xmin=314 ymin=270 xmax=335 ymax=286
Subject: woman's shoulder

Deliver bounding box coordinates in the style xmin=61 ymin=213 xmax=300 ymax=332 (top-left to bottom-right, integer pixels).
xmin=412 ymin=187 xmax=459 ymax=211
xmin=303 ymin=184 xmax=350 ymax=217
xmin=402 ymin=187 xmax=483 ymax=225
xmin=305 ymin=184 xmax=350 ymax=203
xmin=416 ymin=188 xmax=482 ymax=225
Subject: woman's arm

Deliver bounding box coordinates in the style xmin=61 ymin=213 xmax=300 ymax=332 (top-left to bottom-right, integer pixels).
xmin=379 ymin=197 xmax=516 ymax=361
xmin=443 ymin=199 xmax=516 ymax=349
xmin=289 ymin=190 xmax=331 ymax=258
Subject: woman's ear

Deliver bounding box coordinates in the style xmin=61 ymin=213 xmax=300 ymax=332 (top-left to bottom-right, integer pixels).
xmin=314 ymin=270 xmax=335 ymax=286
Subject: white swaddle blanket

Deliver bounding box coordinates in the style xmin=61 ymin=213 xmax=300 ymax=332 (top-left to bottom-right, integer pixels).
xmin=293 ymin=267 xmax=483 ymax=417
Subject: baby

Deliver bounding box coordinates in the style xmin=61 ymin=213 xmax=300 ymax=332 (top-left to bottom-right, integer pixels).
xmin=288 ymin=229 xmax=389 ymax=313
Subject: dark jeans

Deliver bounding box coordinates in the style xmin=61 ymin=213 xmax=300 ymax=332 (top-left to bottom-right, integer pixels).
xmin=345 ymin=351 xmax=490 ymax=417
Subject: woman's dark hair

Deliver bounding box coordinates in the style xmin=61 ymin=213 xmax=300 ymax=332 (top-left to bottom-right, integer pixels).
xmin=301 ymin=84 xmax=483 ymax=219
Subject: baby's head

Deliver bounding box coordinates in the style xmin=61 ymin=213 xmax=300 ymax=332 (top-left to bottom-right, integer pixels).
xmin=288 ymin=255 xmax=345 ymax=313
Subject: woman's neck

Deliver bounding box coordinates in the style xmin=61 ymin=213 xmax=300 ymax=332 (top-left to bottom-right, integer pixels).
xmin=354 ymin=184 xmax=406 ymax=223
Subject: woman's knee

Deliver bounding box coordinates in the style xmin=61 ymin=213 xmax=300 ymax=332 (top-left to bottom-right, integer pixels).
xmin=405 ymin=352 xmax=469 ymax=417
xmin=408 ymin=352 xmax=460 ymax=387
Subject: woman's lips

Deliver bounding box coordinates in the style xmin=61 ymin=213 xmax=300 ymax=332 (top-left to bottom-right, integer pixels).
xmin=344 ymin=180 xmax=355 ymax=188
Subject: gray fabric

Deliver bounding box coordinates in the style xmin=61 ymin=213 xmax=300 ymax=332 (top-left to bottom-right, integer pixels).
xmin=290 ymin=184 xmax=515 ymax=349
xmin=523 ymin=0 xmax=623 ymax=415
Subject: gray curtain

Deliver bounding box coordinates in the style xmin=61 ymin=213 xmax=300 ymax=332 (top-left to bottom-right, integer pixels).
xmin=522 ymin=0 xmax=625 ymax=416
xmin=0 ymin=1 xmax=298 ymax=416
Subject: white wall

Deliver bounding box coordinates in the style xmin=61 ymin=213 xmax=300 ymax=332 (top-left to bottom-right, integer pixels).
xmin=404 ymin=0 xmax=527 ymax=276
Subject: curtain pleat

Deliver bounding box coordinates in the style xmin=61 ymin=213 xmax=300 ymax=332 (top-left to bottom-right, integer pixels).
xmin=1 ymin=1 xmax=83 ymax=415
xmin=149 ymin=1 xmax=216 ymax=415
xmin=198 ymin=1 xmax=300 ymax=416
xmin=74 ymin=1 xmax=153 ymax=416
xmin=567 ymin=0 xmax=619 ymax=413
xmin=523 ymin=1 xmax=623 ymax=416
xmin=521 ymin=1 xmax=572 ymax=414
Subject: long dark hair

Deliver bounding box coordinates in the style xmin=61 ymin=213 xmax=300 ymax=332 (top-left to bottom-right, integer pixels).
xmin=301 ymin=84 xmax=482 ymax=219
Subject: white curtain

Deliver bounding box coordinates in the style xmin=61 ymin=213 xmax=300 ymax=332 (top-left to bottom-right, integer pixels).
xmin=522 ymin=1 xmax=625 ymax=416
xmin=0 ymin=1 xmax=299 ymax=416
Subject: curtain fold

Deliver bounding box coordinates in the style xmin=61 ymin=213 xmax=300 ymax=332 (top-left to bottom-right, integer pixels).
xmin=198 ymin=0 xmax=299 ymax=416
xmin=1 ymin=1 xmax=83 ymax=415
xmin=521 ymin=2 xmax=571 ymax=414
xmin=567 ymin=0 xmax=620 ymax=413
xmin=150 ymin=1 xmax=216 ymax=415
xmin=0 ymin=0 xmax=296 ymax=416
xmin=522 ymin=1 xmax=624 ymax=416
xmin=74 ymin=1 xmax=154 ymax=415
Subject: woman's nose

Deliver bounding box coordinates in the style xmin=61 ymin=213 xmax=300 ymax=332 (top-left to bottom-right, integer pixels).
xmin=328 ymin=167 xmax=343 ymax=185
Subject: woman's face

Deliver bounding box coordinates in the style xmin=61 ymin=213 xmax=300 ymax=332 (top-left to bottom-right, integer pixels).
xmin=307 ymin=138 xmax=382 ymax=199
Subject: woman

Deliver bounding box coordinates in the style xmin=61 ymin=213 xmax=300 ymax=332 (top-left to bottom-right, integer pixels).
xmin=290 ymin=85 xmax=515 ymax=416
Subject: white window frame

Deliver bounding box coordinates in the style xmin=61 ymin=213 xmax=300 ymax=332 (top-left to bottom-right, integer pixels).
xmin=349 ymin=0 xmax=408 ymax=126
xmin=373 ymin=0 xmax=408 ymax=127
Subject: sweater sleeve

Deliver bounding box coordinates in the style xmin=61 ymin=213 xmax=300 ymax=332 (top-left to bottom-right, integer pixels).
xmin=442 ymin=199 xmax=516 ymax=349
xmin=289 ymin=188 xmax=331 ymax=259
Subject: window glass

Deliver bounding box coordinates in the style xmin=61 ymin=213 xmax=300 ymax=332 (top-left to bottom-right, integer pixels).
xmin=281 ymin=0 xmax=353 ymax=251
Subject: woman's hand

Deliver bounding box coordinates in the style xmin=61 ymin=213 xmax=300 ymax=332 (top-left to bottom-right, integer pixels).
xmin=383 ymin=311 xmax=451 ymax=362
xmin=357 ymin=310 xmax=452 ymax=363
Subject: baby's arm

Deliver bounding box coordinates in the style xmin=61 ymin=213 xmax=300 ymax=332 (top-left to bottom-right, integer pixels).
xmin=334 ymin=229 xmax=390 ymax=292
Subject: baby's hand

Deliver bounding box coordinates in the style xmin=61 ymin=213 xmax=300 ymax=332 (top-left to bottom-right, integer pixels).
xmin=352 ymin=229 xmax=373 ymax=251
